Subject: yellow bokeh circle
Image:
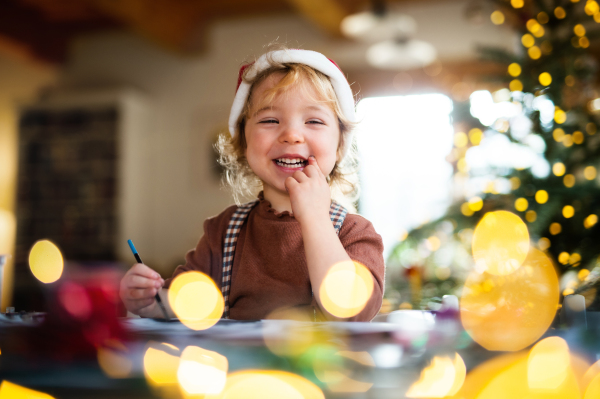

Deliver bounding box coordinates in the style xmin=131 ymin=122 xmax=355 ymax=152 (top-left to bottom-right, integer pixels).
xmin=461 ymin=248 xmax=559 ymax=351
xmin=563 ymin=205 xmax=575 ymax=218
xmin=319 ymin=261 xmax=374 ymax=318
xmin=515 ymin=198 xmax=528 ymax=212
xmin=508 ymin=63 xmax=521 ymax=77
xmin=553 ymin=162 xmax=566 ymax=176
xmin=539 ymin=72 xmax=552 ymax=86
xmin=491 ymin=10 xmax=505 ymax=25
xmin=535 ymin=190 xmax=548 ymax=204
xmin=220 ymin=370 xmax=325 ymax=399
xmin=509 ymin=79 xmax=523 ymax=92
xmin=168 ymin=271 xmax=224 ymax=330
xmin=472 ymin=211 xmax=530 ymax=276
xmin=29 ymin=239 xmax=64 ymax=284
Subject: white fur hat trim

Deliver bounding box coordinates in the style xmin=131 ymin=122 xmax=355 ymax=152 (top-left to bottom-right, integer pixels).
xmin=228 ymin=49 xmax=356 ymax=158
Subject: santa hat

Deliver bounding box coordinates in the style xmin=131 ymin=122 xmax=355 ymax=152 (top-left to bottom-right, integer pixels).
xmin=228 ymin=49 xmax=356 ymax=159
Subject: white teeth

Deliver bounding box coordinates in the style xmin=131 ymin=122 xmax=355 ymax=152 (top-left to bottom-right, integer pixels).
xmin=275 ymin=157 xmax=306 ymax=167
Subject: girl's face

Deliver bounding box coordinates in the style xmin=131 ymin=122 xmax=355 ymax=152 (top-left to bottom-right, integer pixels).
xmin=244 ymin=72 xmax=340 ymax=198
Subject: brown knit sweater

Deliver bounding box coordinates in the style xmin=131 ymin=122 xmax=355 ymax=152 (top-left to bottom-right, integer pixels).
xmin=165 ymin=195 xmax=385 ymax=321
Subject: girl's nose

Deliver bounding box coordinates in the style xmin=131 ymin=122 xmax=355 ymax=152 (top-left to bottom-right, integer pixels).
xmin=279 ymin=124 xmax=305 ymax=144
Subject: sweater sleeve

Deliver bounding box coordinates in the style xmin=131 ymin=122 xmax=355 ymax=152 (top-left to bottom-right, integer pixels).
xmin=163 ymin=205 xmax=237 ymax=289
xmin=315 ymin=214 xmax=385 ymax=322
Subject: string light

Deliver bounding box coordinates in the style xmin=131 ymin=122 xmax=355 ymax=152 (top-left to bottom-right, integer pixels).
xmin=595 ymin=12 xmax=600 ymax=22
xmin=528 ymin=46 xmax=542 ymax=59
xmin=552 ymin=162 xmax=566 ymax=176
xmin=574 ymin=24 xmax=586 ymax=36
xmin=510 ymin=177 xmax=521 ymax=190
xmin=586 ymin=0 xmax=600 ymax=15
xmin=565 ymin=76 xmax=575 ymax=86
xmin=564 ymin=174 xmax=575 ymax=187
xmin=539 ymin=72 xmax=552 ymax=86
xmin=550 ymin=223 xmax=562 ymax=235
xmin=508 ymin=63 xmax=521 ymax=77
xmin=491 ymin=10 xmax=505 ymax=25
xmin=526 ymin=210 xmax=537 ymax=222
xmin=537 ymin=11 xmax=549 ymax=23
xmin=461 ymin=202 xmax=474 ymax=216
xmin=511 ymin=0 xmax=524 ymax=8
xmin=584 ymin=214 xmax=598 ymax=228
xmin=584 ymin=166 xmax=597 ymax=180
xmin=535 ymin=190 xmax=549 ymax=204
xmin=562 ymin=134 xmax=573 ymax=147
xmin=569 ymin=253 xmax=581 ymax=266
xmin=586 ymin=122 xmax=597 ymax=135
xmin=521 ymin=34 xmax=535 ymax=48
xmin=468 ymin=196 xmax=484 ymax=211
xmin=573 ymin=131 xmax=584 ymax=144
xmin=469 ymin=128 xmax=483 ymax=145
xmin=538 ymin=237 xmax=551 ymax=250
xmin=553 ymin=128 xmax=565 ymax=142
xmin=554 ymin=7 xmax=566 ymax=19
xmin=578 ymin=269 xmax=590 ymax=280
xmin=554 ymin=109 xmax=566 ymax=123
xmin=510 ymin=79 xmax=524 ymax=92
xmin=563 ymin=205 xmax=575 ymax=218
xmin=515 ymin=198 xmax=529 ymax=212
xmin=580 ymin=37 xmax=590 ymax=48
xmin=454 ymin=132 xmax=468 ymax=147
xmin=558 ymin=252 xmax=570 ymax=264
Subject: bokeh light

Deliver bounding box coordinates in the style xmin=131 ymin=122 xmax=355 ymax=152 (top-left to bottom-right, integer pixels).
xmin=468 ymin=197 xmax=483 ymax=212
xmin=490 ymin=10 xmax=505 ymax=25
xmin=563 ymin=205 xmax=575 ymax=218
xmin=527 ymin=337 xmax=570 ymax=390
xmin=263 ymin=309 xmax=315 ymax=357
xmin=454 ymin=131 xmax=468 ymax=147
xmin=555 ymin=6 xmax=566 ymax=18
xmin=28 ymin=239 xmax=63 ymax=284
xmin=554 ymin=109 xmax=566 ymax=123
xmin=458 ymin=349 xmax=589 ymax=398
xmin=586 ymin=0 xmax=600 ymax=14
xmin=539 ymin=72 xmax=552 ymax=86
xmin=528 ymin=46 xmax=541 ymax=59
xmin=584 ymin=166 xmax=597 ymax=180
xmin=508 ymin=63 xmax=521 ymax=77
xmin=472 ymin=211 xmax=530 ymax=276
xmin=177 ymin=346 xmax=228 ymax=395
xmin=511 ymin=0 xmax=524 ymax=8
xmin=509 ymin=79 xmax=523 ymax=92
xmin=584 ymin=214 xmax=598 ymax=228
xmin=564 ymin=174 xmax=576 ymax=187
xmin=0 ymin=381 xmax=56 ymax=398
xmin=218 ymin=370 xmax=325 ymax=399
xmin=406 ymin=353 xmax=465 ymax=398
xmin=550 ymin=222 xmax=562 ymax=235
xmin=515 ymin=198 xmax=528 ymax=212
xmin=461 ymin=248 xmax=559 ymax=351
xmin=538 ymin=237 xmax=550 ymax=250
xmin=97 ymin=339 xmax=132 ymax=379
xmin=168 ymin=271 xmax=224 ymax=330
xmin=573 ymin=131 xmax=584 ymax=144
xmin=525 ymin=210 xmax=537 ymax=223
xmin=553 ymin=162 xmax=566 ymax=176
xmin=144 ymin=342 xmax=181 ymax=386
xmin=558 ymin=252 xmax=570 ymax=265
xmin=538 ymin=11 xmax=549 ymax=23
xmin=535 ymin=190 xmax=548 ymax=204
xmin=319 ymin=260 xmax=374 ymax=318
xmin=553 ymin=127 xmax=565 ymax=142
xmin=521 ymin=34 xmax=534 ymax=48
xmin=313 ymin=349 xmax=375 ymax=393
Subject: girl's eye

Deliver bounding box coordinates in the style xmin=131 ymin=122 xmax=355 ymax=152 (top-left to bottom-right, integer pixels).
xmin=307 ymin=120 xmax=325 ymax=125
xmin=259 ymin=119 xmax=278 ymax=124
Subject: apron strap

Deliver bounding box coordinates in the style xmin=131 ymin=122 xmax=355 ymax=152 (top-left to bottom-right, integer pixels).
xmin=221 ymin=200 xmax=349 ymax=319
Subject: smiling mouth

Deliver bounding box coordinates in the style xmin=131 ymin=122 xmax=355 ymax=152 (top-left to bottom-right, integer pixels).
xmin=273 ymin=157 xmax=308 ymax=168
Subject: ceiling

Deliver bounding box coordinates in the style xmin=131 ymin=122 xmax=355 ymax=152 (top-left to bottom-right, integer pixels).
xmin=0 ymin=0 xmax=438 ymax=64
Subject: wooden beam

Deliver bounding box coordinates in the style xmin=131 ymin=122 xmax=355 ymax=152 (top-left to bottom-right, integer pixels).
xmin=284 ymin=0 xmax=348 ymax=37
xmin=87 ymin=0 xmax=208 ymax=53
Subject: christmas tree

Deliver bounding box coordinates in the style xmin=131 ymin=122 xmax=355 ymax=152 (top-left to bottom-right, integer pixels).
xmin=385 ymin=0 xmax=600 ymax=311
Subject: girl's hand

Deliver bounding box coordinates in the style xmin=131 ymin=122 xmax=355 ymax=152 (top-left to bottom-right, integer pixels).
xmin=285 ymin=156 xmax=331 ymax=226
xmin=119 ymin=263 xmax=164 ymax=317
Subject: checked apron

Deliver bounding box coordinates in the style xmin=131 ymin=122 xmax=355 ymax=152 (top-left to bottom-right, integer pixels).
xmin=220 ymin=200 xmax=348 ymax=319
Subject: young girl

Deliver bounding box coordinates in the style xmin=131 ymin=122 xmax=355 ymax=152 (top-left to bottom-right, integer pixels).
xmin=120 ymin=47 xmax=385 ymax=321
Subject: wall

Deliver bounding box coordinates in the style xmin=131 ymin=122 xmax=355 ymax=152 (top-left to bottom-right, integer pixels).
xmin=52 ymin=1 xmax=513 ymax=274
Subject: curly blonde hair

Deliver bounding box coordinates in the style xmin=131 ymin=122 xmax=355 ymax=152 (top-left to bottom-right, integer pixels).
xmin=217 ymin=49 xmax=359 ymax=211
